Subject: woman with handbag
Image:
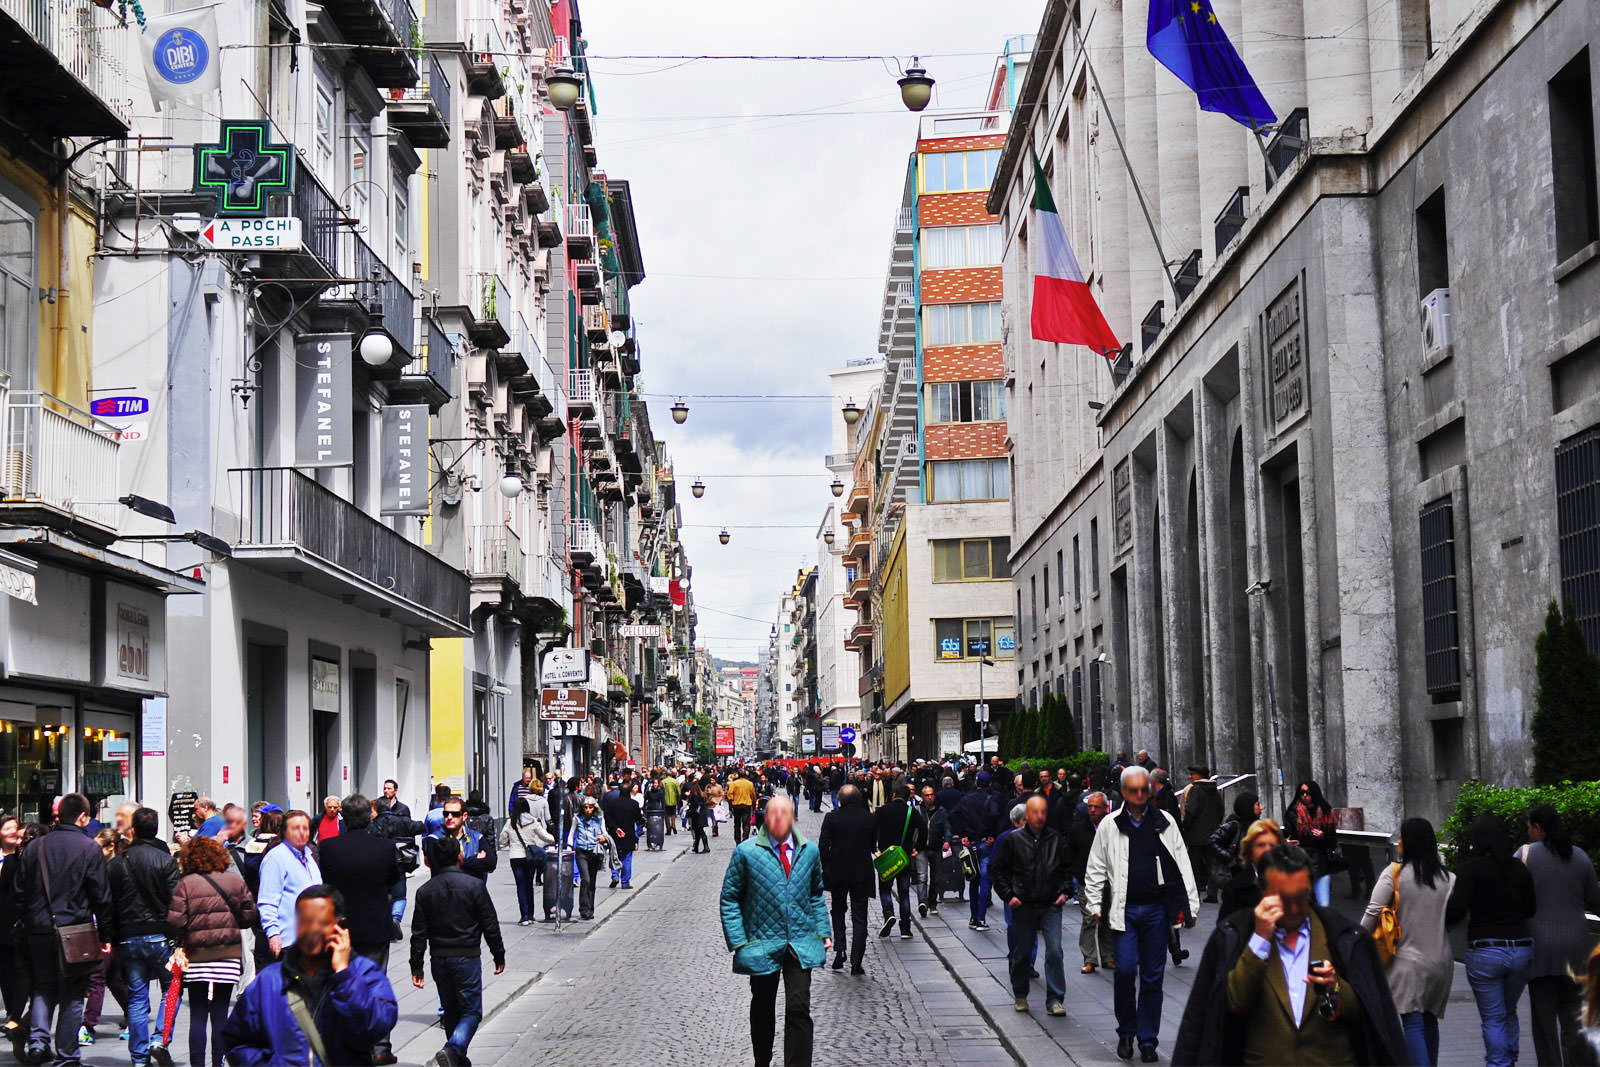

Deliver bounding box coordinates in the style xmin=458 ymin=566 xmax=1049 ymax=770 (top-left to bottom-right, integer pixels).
xmin=1286 ymin=779 xmax=1339 ymax=906
xmin=1360 ymin=817 xmax=1455 ymax=1066
xmin=168 ymin=835 xmax=257 ymax=1067
xmin=499 ymin=792 xmax=554 ymax=925
xmin=705 ymin=776 xmax=726 ymax=838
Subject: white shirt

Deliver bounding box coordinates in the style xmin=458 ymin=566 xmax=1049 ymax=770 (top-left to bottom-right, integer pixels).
xmin=1249 ymin=919 xmax=1312 ymax=1024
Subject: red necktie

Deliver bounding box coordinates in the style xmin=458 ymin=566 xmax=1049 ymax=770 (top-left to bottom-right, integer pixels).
xmin=779 ymin=842 xmax=792 ymax=876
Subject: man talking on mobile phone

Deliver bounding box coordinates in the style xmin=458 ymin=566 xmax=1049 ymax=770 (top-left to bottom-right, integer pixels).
xmin=1171 ymin=844 xmax=1407 ymax=1066
xmin=219 ymin=885 xmax=398 ymax=1066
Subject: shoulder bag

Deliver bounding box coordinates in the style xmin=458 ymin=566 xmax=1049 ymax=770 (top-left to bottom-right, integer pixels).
xmin=1372 ymin=862 xmax=1403 ymax=966
xmin=873 ymin=805 xmax=914 ymax=881
xmin=198 ymin=873 xmax=248 ymax=930
xmin=286 ymin=981 xmax=332 ymax=1067
xmin=37 ymin=841 xmax=101 ymax=968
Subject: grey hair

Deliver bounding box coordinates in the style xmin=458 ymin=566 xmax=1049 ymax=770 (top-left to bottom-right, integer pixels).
xmin=1009 ymin=803 xmax=1028 ymax=825
xmin=1086 ymin=792 xmax=1107 ymax=806
xmin=1120 ymin=766 xmax=1150 ymax=790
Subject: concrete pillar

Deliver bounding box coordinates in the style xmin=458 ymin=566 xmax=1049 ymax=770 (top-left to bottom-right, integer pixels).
xmin=1239 ymin=0 xmax=1307 ymax=199
xmin=1197 ymin=0 xmax=1251 ymax=262
xmin=1234 ymin=325 xmax=1281 ymax=817
xmin=1122 ymin=0 xmax=1167 ymax=329
xmin=1367 ymin=0 xmax=1430 ymax=127
xmin=1156 ymin=419 xmax=1197 ymax=769
xmin=1088 ymin=0 xmax=1133 ymax=355
xmin=1128 ymin=451 xmax=1162 ymax=757
xmin=1302 ymin=0 xmax=1373 ymax=142
xmin=1195 ymin=382 xmax=1235 ymax=769
xmin=1155 ymin=80 xmax=1202 ymax=285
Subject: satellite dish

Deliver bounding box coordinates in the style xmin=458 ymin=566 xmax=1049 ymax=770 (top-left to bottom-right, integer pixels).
xmin=608 ymin=330 xmax=627 ymax=349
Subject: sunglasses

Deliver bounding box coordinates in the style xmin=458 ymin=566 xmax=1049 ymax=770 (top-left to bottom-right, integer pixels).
xmin=444 ymin=811 xmax=464 ymax=819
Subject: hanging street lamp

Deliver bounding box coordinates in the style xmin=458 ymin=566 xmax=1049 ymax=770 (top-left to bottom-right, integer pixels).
xmin=547 ymin=66 xmax=583 ymax=110
xmin=670 ymin=400 xmax=689 ymax=424
xmin=823 ymin=529 xmax=835 ymax=547
xmin=691 ymin=479 xmax=706 ymax=499
xmin=718 ymin=528 xmax=731 ymax=545
xmin=830 ymin=478 xmax=845 ymax=498
xmin=898 ymin=58 xmax=935 ymax=113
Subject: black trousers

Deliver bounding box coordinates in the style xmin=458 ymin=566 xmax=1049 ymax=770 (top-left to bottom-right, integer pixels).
xmin=829 ymin=880 xmax=870 ymax=967
xmin=577 ymin=850 xmax=602 ymax=918
xmin=732 ymin=806 xmax=753 ymax=844
xmin=749 ymin=954 xmax=812 ymax=1067
xmin=1529 ymin=975 xmax=1596 ymax=1066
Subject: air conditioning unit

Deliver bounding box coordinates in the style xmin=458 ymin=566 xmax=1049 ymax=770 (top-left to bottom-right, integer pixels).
xmin=1420 ymin=288 xmax=1451 ymax=358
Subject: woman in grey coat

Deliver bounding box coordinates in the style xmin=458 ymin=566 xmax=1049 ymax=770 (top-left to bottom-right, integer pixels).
xmin=1362 ymin=817 xmax=1456 ymax=1066
xmin=1520 ymin=804 xmax=1600 ymax=1066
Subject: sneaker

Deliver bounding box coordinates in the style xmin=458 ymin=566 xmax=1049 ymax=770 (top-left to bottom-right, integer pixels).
xmin=119 ymin=1028 xmax=130 ymax=1041
xmin=928 ymin=906 xmax=939 ymax=915
xmin=967 ymin=919 xmax=978 ymax=930
xmin=150 ymin=1045 xmax=175 ymax=1067
xmin=1013 ymin=997 xmax=1028 ymax=1012
xmin=918 ymin=902 xmax=928 ymax=918
xmin=1047 ymin=1002 xmax=1066 ymax=1016
xmin=391 ymin=919 xmax=405 ymax=942
xmin=78 ymin=1026 xmax=93 ymax=1045
xmin=900 ymin=932 xmax=913 ymax=940
xmin=973 ymin=920 xmax=989 ymax=931
xmin=879 ymin=917 xmax=896 ymax=937
xmin=518 ymin=918 xmax=533 ymax=926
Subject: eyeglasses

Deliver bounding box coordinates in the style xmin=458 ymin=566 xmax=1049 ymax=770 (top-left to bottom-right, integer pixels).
xmin=443 ymin=811 xmax=464 ymax=820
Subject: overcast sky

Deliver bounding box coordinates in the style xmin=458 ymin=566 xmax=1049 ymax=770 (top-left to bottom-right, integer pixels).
xmin=580 ymin=0 xmax=1044 ymax=662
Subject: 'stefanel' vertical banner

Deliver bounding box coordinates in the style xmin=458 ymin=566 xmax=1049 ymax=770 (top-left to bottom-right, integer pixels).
xmin=381 ymin=404 xmax=430 ymax=514
xmin=295 ymin=334 xmax=352 ymax=467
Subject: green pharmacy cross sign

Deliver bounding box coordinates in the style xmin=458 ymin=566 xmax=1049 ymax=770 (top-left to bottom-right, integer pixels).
xmin=192 ymin=121 xmax=295 ymax=218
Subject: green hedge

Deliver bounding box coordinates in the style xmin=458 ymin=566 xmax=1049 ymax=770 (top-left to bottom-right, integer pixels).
xmin=1442 ymin=779 xmax=1600 ymax=867
xmin=1002 ymin=751 xmax=1111 ymax=788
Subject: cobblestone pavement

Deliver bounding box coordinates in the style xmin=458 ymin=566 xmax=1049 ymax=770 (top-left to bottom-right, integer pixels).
xmin=468 ymin=805 xmax=1020 ymax=1067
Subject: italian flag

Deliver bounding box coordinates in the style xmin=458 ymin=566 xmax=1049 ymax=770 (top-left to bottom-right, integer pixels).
xmin=1030 ymin=153 xmax=1120 ymax=356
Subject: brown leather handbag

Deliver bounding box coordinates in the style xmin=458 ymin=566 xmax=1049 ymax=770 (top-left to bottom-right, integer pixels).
xmin=38 ymin=843 xmax=101 ymax=968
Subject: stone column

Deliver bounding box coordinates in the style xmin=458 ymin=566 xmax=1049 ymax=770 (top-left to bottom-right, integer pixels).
xmin=1087 ymin=0 xmax=1132 ymax=353
xmin=1239 ymin=0 xmax=1307 ymax=199
xmin=1128 ymin=453 xmax=1163 ymax=757
xmin=1122 ymin=0 xmax=1167 ymax=331
xmin=1195 ymin=381 xmax=1236 ymax=770
xmin=1155 ymin=78 xmax=1201 ymax=286
xmin=1302 ymin=0 xmax=1372 ymax=143
xmin=1197 ymin=0 xmax=1251 ymax=262
xmin=1157 ymin=417 xmax=1198 ymax=769
xmin=1235 ymin=324 xmax=1282 ymax=816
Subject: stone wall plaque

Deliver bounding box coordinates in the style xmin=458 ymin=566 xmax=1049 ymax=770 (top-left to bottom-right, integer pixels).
xmin=1112 ymin=458 xmax=1133 ymax=552
xmin=1265 ymin=277 xmax=1308 ymax=433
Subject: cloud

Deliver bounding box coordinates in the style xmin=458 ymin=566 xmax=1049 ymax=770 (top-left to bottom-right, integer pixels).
xmin=584 ymin=0 xmax=1044 ymax=659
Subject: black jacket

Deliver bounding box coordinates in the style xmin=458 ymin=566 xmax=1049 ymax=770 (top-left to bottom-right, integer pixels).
xmin=991 ymin=825 xmax=1071 ymax=907
xmin=1171 ymin=905 xmax=1409 ymax=1067
xmin=318 ymin=828 xmax=402 ymax=948
xmin=949 ymin=790 xmax=1001 ymax=842
xmin=872 ymin=800 xmax=927 ymax=857
xmin=817 ymin=804 xmax=877 ymax=891
xmin=1065 ymin=814 xmax=1100 ymax=884
xmin=409 ymin=868 xmax=505 ymax=973
xmin=14 ymin=825 xmax=112 ymax=940
xmin=1179 ymin=780 xmax=1225 ymax=847
xmin=106 ymin=836 xmax=180 ymax=941
xmin=602 ymin=793 xmax=642 ymax=856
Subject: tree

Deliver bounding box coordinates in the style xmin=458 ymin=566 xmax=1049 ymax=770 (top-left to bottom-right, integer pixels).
xmin=1532 ymin=600 xmax=1600 ymax=785
xmin=1041 ymin=691 xmax=1077 ymax=756
xmin=1019 ymin=703 xmax=1041 ymax=756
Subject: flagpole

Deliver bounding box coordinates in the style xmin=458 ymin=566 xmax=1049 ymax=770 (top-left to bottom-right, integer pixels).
xmin=1067 ymin=13 xmax=1177 ymax=297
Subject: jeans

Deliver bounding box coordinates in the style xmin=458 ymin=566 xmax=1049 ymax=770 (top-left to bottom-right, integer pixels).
xmin=1465 ymin=943 xmax=1532 ymax=1067
xmin=509 ymin=857 xmax=541 ymax=921
xmin=1003 ymin=902 xmax=1039 ymax=970
xmin=830 ymin=882 xmax=870 ymax=968
xmin=431 ymin=955 xmax=483 ymax=1060
xmin=967 ymin=844 xmax=991 ymax=923
xmin=24 ymin=933 xmax=92 ymax=1065
xmin=879 ymin=869 xmax=912 ymax=931
xmin=1009 ymin=904 xmax=1064 ymax=1002
xmin=1113 ymin=903 xmax=1170 ymax=1048
xmin=1528 ymin=974 xmax=1592 ymax=1066
xmin=577 ymin=850 xmax=602 ymax=918
xmin=1079 ymin=895 xmax=1114 ymax=965
xmin=390 ymin=877 xmax=407 ymax=923
xmin=118 ymin=935 xmax=172 ymax=1066
xmin=749 ymin=954 xmax=812 ymax=1067
xmin=1402 ymin=1010 xmax=1440 ymax=1067
xmin=617 ymin=851 xmax=634 ymax=887
xmin=916 ymin=849 xmax=940 ymax=906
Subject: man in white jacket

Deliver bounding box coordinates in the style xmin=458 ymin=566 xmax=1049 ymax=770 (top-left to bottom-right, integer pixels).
xmin=1083 ymin=766 xmax=1199 ymax=1063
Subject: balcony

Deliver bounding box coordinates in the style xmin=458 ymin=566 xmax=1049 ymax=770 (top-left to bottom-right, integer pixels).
xmin=1265 ymin=108 xmax=1309 ymax=189
xmin=535 ymin=192 xmax=563 ymax=248
xmin=469 ymin=272 xmax=512 ymax=350
xmin=390 ymin=315 xmax=454 ymax=412
xmin=574 ymin=256 xmax=602 ymax=303
xmin=0 ymin=0 xmax=133 ymax=137
xmin=536 ymin=362 xmax=567 ymax=439
xmin=506 ymin=146 xmax=536 ymax=185
xmin=387 ymin=54 xmax=450 ymax=149
xmin=494 ymin=313 xmax=535 ymax=379
xmin=844 ymin=574 xmax=870 ymax=606
xmin=605 ymin=285 xmax=631 ymax=332
xmin=846 ymin=527 xmax=871 ymax=561
xmin=1172 ymin=248 xmax=1202 ymax=305
xmin=468 ymin=522 xmax=522 ymax=609
xmin=1214 ymin=186 xmax=1249 ymax=255
xmin=568 ymin=368 xmax=597 ymax=417
xmin=566 ymin=202 xmax=594 ymax=258
xmin=230 ymin=467 xmax=470 ymax=635
xmin=582 ymin=302 xmax=609 ymax=342
xmin=520 ymin=551 xmax=571 ymax=619
xmin=0 ymin=389 xmax=122 ymax=542
xmin=843 ymin=481 xmax=869 ymax=519
xmin=464 ymin=21 xmax=507 ymax=99
xmin=330 ymin=236 xmax=416 ymax=368
xmin=568 ymin=520 xmax=600 ymax=566
xmin=844 ymin=621 xmax=874 ymax=652
xmin=263 ymin=152 xmax=347 ymax=287
xmin=321 ymin=0 xmax=419 ymax=87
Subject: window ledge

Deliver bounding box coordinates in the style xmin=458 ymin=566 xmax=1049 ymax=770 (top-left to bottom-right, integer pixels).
xmin=1555 ymin=239 xmax=1600 ymax=284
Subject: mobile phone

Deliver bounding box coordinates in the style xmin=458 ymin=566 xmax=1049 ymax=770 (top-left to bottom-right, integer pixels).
xmin=1309 ymin=959 xmax=1328 ymax=970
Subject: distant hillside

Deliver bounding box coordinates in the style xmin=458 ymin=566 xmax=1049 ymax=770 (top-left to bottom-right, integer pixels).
xmin=714 ymin=657 xmax=757 ymax=671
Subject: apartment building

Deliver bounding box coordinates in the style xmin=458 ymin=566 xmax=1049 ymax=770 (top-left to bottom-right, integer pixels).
xmin=997 ymin=0 xmax=1600 ymax=827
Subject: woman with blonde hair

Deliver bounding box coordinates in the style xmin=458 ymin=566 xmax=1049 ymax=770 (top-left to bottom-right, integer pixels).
xmin=1216 ymin=819 xmax=1282 ymax=918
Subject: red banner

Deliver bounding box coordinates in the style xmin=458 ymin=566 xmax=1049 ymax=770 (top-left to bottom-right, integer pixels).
xmin=713 ymin=727 xmax=735 ymax=755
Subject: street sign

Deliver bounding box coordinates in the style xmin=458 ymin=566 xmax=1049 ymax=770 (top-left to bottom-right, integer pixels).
xmin=541 ymin=648 xmax=590 ymax=686
xmin=618 ymin=624 xmax=665 ymax=639
xmin=801 ymin=734 xmax=817 ymax=753
xmin=820 ymin=724 xmax=840 ymax=751
xmin=539 ymin=687 xmax=589 ymax=721
xmin=974 ymin=703 xmax=991 ymax=723
xmin=837 ymin=726 xmax=857 ymax=745
xmin=713 ymin=727 xmax=736 ymax=755
xmin=198 ymin=217 xmax=303 ymax=251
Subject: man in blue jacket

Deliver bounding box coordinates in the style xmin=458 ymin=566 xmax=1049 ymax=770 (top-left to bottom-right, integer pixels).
xmin=720 ymin=795 xmax=831 ymax=1067
xmin=220 ymin=885 xmax=397 ymax=1066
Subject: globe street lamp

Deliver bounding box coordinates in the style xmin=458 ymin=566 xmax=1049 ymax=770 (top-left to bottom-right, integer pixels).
xmin=718 ymin=528 xmax=731 ymax=545
xmin=841 ymin=401 xmax=862 ymax=426
xmin=547 ymin=66 xmax=583 ymax=111
xmin=830 ymin=478 xmax=844 ymax=498
xmin=671 ymin=400 xmax=689 ymax=424
xmin=822 ymin=529 xmax=835 ymax=547
xmin=691 ymin=479 xmax=706 ymax=499
xmin=898 ymin=59 xmax=935 ymax=113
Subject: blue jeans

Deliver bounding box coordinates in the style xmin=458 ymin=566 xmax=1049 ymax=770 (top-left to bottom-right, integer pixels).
xmin=431 ymin=955 xmax=484 ymax=1059
xmin=618 ymin=852 xmax=634 ymax=887
xmin=1008 ymin=904 xmax=1064 ymax=1003
xmin=1113 ymin=903 xmax=1170 ymax=1047
xmin=24 ymin=934 xmax=92 ymax=1066
xmin=879 ymin=870 xmax=912 ymax=929
xmin=1313 ymin=873 xmax=1331 ymax=907
xmin=969 ymin=845 xmax=992 ymax=923
xmin=1465 ymin=943 xmax=1532 ymax=1067
xmin=1003 ymin=902 xmax=1039 ymax=968
xmin=1402 ymin=1010 xmax=1440 ymax=1066
xmin=509 ymin=857 xmax=541 ymax=921
xmin=119 ymin=935 xmax=172 ymax=1065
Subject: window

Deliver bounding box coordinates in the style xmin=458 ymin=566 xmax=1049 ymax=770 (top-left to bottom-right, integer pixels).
xmin=1550 ymin=49 xmax=1599 ymax=262
xmin=1030 ymin=576 xmax=1038 ymax=636
xmin=935 ymin=617 xmax=1016 ymax=660
xmin=1419 ymin=496 xmax=1463 ymax=699
xmin=925 ymin=301 xmax=1001 ymax=346
xmin=314 ymin=78 xmax=336 ymax=173
xmin=927 ymin=380 xmax=1005 ymax=423
xmin=1072 ymin=535 xmax=1083 ymax=607
xmin=393 ymin=177 xmax=409 ymax=265
xmin=1055 ymin=549 xmax=1065 ymax=608
xmin=928 ymin=459 xmax=1009 ymax=501
xmin=1557 ymin=427 xmax=1600 ymax=653
xmin=1090 ymin=518 xmax=1101 ymax=594
xmin=921 ymin=149 xmax=1002 ymax=193
xmin=1042 ymin=567 xmax=1050 ymax=617
xmin=0 ymin=194 xmax=35 ymax=389
xmin=922 ymin=225 xmax=1002 ymax=268
xmin=1415 ymin=187 xmax=1449 ymax=297
xmin=932 ymin=537 xmax=1011 ymax=581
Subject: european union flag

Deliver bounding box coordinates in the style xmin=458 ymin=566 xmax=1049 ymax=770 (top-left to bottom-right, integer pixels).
xmin=1147 ymin=0 xmax=1276 ymax=129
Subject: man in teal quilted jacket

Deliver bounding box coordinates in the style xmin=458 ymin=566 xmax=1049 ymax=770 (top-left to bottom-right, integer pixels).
xmin=720 ymin=795 xmax=832 ymax=1067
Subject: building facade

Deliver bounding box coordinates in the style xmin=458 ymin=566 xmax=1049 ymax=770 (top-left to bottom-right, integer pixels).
xmin=997 ymin=0 xmax=1600 ymax=828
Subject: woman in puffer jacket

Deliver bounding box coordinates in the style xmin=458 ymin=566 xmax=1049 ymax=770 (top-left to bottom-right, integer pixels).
xmin=169 ymin=836 xmax=257 ymax=1067
xmin=498 ymin=789 xmax=555 ymax=925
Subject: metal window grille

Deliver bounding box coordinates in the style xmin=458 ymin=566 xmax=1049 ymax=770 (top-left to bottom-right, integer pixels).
xmin=1556 ymin=427 xmax=1600 ymax=654
xmin=1419 ymin=496 xmax=1462 ymax=698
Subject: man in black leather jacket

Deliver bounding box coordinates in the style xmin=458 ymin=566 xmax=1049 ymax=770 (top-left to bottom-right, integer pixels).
xmin=817 ymin=785 xmax=876 ymax=974
xmin=991 ymin=795 xmax=1072 ymax=1016
xmin=106 ymin=807 xmax=179 ymax=1067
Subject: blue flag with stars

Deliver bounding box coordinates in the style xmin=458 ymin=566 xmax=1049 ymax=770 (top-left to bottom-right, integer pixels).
xmin=1147 ymin=0 xmax=1276 ymax=129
